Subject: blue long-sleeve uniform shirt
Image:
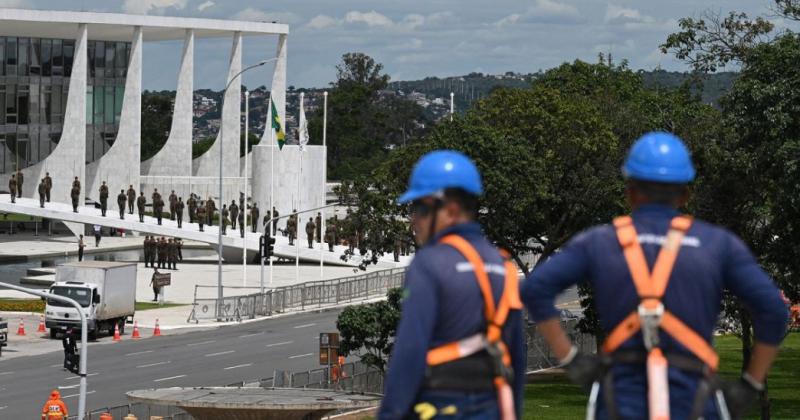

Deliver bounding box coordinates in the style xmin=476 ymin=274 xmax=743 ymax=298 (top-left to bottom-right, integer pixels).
xmin=379 ymin=222 xmax=526 ymax=420
xmin=521 ymin=205 xmax=788 ymax=419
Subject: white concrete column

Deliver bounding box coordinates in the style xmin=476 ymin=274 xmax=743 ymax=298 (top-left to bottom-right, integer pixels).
xmin=141 ymin=29 xmax=194 ymax=179
xmin=193 ymin=31 xmax=242 ymax=179
xmin=20 ymin=23 xmax=87 ymax=207
xmin=87 ymin=25 xmax=142 ymax=202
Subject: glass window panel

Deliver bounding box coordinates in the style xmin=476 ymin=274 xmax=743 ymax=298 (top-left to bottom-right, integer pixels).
xmin=41 ymin=39 xmax=51 ymax=76
xmin=28 ymin=84 xmax=38 ymax=124
xmin=105 ymin=43 xmax=114 ymax=77
xmin=51 ymin=39 xmax=62 ymax=76
xmin=63 ymin=40 xmax=74 ymax=77
xmin=114 ymin=86 xmax=124 ymax=123
xmin=88 ymin=41 xmax=95 ymax=78
xmin=18 ymin=38 xmax=28 ymax=76
xmin=94 ymin=41 xmax=104 ymax=70
xmin=6 ymin=37 xmax=17 ymax=75
xmin=94 ymin=85 xmax=103 ymax=121
xmin=85 ymin=86 xmax=93 ymax=125
xmin=43 ymin=86 xmax=52 ymax=124
xmin=18 ymin=90 xmax=29 ymax=125
xmin=0 ymin=88 xmax=4 ymax=122
xmin=104 ymin=85 xmax=114 ymax=123
xmin=30 ymin=38 xmax=41 ymax=75
xmin=6 ymin=84 xmax=16 ymax=124
xmin=0 ymin=38 xmax=5 ymax=77
xmin=50 ymin=86 xmax=61 ymax=124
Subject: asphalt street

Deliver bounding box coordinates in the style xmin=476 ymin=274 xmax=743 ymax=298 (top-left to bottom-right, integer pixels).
xmin=0 ymin=309 xmax=342 ymax=418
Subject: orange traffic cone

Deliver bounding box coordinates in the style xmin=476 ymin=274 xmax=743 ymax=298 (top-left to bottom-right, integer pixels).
xmin=131 ymin=321 xmax=141 ymax=339
xmin=16 ymin=318 xmax=25 ymax=336
xmin=99 ymin=413 xmax=113 ymax=420
xmin=37 ymin=314 xmax=46 ymax=333
xmin=153 ymin=319 xmax=161 ymax=337
xmin=113 ymin=322 xmax=121 ymax=342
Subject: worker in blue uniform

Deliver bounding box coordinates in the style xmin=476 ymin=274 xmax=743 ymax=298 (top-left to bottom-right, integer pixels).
xmin=520 ymin=132 xmax=789 ymax=420
xmin=379 ymin=150 xmax=526 ymax=420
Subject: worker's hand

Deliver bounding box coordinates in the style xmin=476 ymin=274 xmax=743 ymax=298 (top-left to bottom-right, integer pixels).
xmin=561 ymin=347 xmax=604 ymax=391
xmin=722 ymin=375 xmax=762 ymax=419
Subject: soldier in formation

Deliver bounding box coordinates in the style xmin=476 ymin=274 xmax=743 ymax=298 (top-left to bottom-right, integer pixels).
xmin=137 ymin=192 xmax=146 ymax=222
xmin=187 ymin=194 xmax=197 ymax=223
xmin=196 ymin=201 xmax=206 ymax=232
xmin=117 ymin=190 xmax=126 ymax=220
xmin=169 ymin=190 xmax=178 ymax=220
xmin=70 ymin=177 xmax=80 ymax=213
xmin=152 ymin=189 xmax=163 ymax=225
xmin=98 ymin=181 xmax=109 ymax=216
xmin=272 ymin=207 xmax=279 ymax=235
xmin=325 ymin=220 xmax=337 ymax=252
xmin=287 ymin=210 xmax=298 ymax=245
xmin=206 ymin=197 xmax=216 ymax=227
xmin=315 ymin=212 xmax=322 ymax=243
xmin=44 ymin=172 xmax=52 ymax=202
xmin=143 ymin=236 xmax=151 ymax=268
xmin=238 ymin=211 xmax=245 ymax=238
xmin=176 ymin=197 xmax=184 ymax=228
xmin=176 ymin=238 xmax=183 ymax=261
xmin=306 ymin=217 xmax=315 ymax=249
xmin=8 ymin=174 xmax=16 ymax=203
xmin=221 ymin=204 xmax=229 ymax=235
xmin=229 ymin=200 xmax=239 ymax=230
xmin=251 ymin=203 xmax=259 ymax=233
xmin=126 ymin=185 xmax=136 ymax=214
xmin=15 ymin=168 xmax=23 ymax=198
xmin=167 ymin=238 xmax=177 ymax=270
xmin=38 ymin=179 xmax=46 ymax=208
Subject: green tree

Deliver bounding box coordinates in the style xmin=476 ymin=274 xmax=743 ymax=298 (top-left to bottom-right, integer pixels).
xmin=141 ymin=92 xmax=174 ymax=161
xmin=337 ymin=288 xmax=403 ymax=373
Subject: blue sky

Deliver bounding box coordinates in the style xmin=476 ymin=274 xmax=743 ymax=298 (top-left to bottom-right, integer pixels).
xmin=0 ymin=0 xmax=782 ymax=89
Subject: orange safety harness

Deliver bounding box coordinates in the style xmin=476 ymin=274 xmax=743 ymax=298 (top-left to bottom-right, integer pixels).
xmin=424 ymin=234 xmax=522 ymax=420
xmin=602 ymin=215 xmax=719 ymax=420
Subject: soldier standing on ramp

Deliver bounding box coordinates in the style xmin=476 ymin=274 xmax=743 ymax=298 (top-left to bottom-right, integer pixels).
xmin=38 ymin=179 xmax=46 ymax=208
xmin=221 ymin=204 xmax=229 ymax=235
xmin=176 ymin=197 xmax=185 ymax=228
xmin=229 ymin=200 xmax=239 ymax=230
xmin=15 ymin=168 xmax=23 ymax=198
xmin=44 ymin=172 xmax=52 ymax=202
xmin=8 ymin=174 xmax=16 ymax=203
xmin=196 ymin=202 xmax=206 ymax=232
xmin=251 ymin=203 xmax=259 ymax=233
xmin=137 ymin=192 xmax=146 ymax=222
xmin=70 ymin=178 xmax=81 ymax=213
xmin=99 ymin=181 xmax=109 ymax=216
xmin=169 ymin=190 xmax=178 ymax=220
xmin=306 ymin=217 xmax=315 ymax=249
xmin=187 ymin=194 xmax=197 ymax=224
xmin=315 ymin=212 xmax=322 ymax=243
xmin=117 ymin=190 xmax=126 ymax=220
xmin=126 ymin=185 xmax=136 ymax=214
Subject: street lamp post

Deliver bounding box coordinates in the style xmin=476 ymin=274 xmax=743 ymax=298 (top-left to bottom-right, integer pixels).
xmin=216 ymin=58 xmax=277 ymax=321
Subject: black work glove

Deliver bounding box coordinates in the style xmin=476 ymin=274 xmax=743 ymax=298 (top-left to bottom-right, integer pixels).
xmin=722 ymin=376 xmax=762 ymax=420
xmin=563 ymin=350 xmax=605 ymax=391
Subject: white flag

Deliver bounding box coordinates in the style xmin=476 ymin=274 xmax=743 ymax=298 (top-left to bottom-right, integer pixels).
xmin=298 ymin=92 xmax=309 ymax=151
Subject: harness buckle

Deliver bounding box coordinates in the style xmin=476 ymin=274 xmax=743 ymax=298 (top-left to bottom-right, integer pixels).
xmin=637 ymin=301 xmax=664 ymax=350
xmin=486 ymin=340 xmax=513 ymax=382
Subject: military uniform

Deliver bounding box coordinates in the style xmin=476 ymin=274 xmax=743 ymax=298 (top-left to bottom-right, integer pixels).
xmin=117 ymin=190 xmax=126 ymax=220
xmin=287 ymin=212 xmax=297 ymax=245
xmin=70 ymin=185 xmax=80 ymax=213
xmin=206 ymin=199 xmax=216 ymax=227
xmin=152 ymin=190 xmax=163 ymax=225
xmin=15 ymin=170 xmax=23 ymax=198
xmin=238 ymin=212 xmax=245 ymax=238
xmin=8 ymin=175 xmax=16 ymax=203
xmin=306 ymin=218 xmax=315 ymax=249
xmin=325 ymin=223 xmax=336 ymax=252
xmin=229 ymin=201 xmax=239 ymax=229
xmin=148 ymin=237 xmax=157 ymax=267
xmin=221 ymin=205 xmax=229 ymax=235
xmin=251 ymin=204 xmax=259 ymax=233
xmin=169 ymin=191 xmax=178 ymax=220
xmin=38 ymin=180 xmax=46 ymax=208
xmin=187 ymin=195 xmax=197 ymax=224
xmin=44 ymin=173 xmax=52 ymax=202
xmin=272 ymin=208 xmax=279 ymax=235
xmin=176 ymin=198 xmax=184 ymax=228
xmin=176 ymin=238 xmax=183 ymax=261
xmin=315 ymin=213 xmax=322 ymax=243
xmin=168 ymin=239 xmax=177 ymax=270
xmin=158 ymin=238 xmax=167 ymax=269
xmin=196 ymin=204 xmax=206 ymax=232
xmin=99 ymin=183 xmax=109 ymax=216
xmin=137 ymin=193 xmax=146 ymax=222
xmin=126 ymin=186 xmax=136 ymax=214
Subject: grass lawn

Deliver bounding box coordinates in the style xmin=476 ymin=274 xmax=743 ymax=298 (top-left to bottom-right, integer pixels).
xmin=0 ymin=213 xmax=42 ymax=222
xmin=0 ymin=298 xmax=184 ymax=312
xmin=134 ymin=301 xmax=186 ymax=311
xmin=523 ymin=333 xmax=800 ymax=419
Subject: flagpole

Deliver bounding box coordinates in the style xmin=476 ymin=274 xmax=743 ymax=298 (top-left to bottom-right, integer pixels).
xmin=269 ymin=94 xmax=274 ymax=288
xmin=243 ymin=90 xmax=249 ymax=287
xmin=320 ymin=91 xmax=327 ymax=280
xmin=296 ymin=93 xmax=303 ymax=285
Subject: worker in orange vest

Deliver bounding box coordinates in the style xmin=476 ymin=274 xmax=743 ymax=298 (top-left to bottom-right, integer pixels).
xmin=41 ymin=389 xmax=68 ymax=420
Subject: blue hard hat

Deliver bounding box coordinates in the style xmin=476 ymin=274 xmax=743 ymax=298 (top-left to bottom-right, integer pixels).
xmin=623 ymin=132 xmax=696 ymax=183
xmin=398 ymin=150 xmax=483 ymax=204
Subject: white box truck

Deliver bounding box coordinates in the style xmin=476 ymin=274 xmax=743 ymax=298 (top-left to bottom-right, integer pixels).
xmin=45 ymin=261 xmax=137 ymax=339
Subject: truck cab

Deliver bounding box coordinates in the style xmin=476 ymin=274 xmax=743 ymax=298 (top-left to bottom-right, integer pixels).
xmin=0 ymin=317 xmax=7 ymax=356
xmin=45 ymin=281 xmax=100 ymax=338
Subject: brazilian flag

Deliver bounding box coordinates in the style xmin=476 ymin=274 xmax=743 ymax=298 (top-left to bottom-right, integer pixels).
xmin=271 ymin=98 xmax=286 ymax=150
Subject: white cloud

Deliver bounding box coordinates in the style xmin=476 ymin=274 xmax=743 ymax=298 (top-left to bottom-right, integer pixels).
xmin=231 ymin=7 xmax=300 ymax=24
xmin=495 ymin=0 xmax=582 ymax=27
xmin=0 ymin=0 xmax=27 ymax=7
xmin=122 ymin=0 xmax=187 ymax=15
xmin=306 ymin=14 xmax=338 ymax=30
xmin=495 ymin=13 xmax=522 ymax=27
xmin=197 ymin=0 xmax=214 ymax=12
xmin=345 ymin=10 xmax=394 ymax=27
xmin=388 ymin=38 xmax=424 ymax=51
xmin=605 ymin=4 xmax=653 ymax=24
xmin=530 ymin=0 xmax=580 ymax=19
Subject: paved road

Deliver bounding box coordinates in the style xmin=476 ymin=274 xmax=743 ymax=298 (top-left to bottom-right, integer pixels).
xmin=0 ymin=309 xmax=342 ymax=418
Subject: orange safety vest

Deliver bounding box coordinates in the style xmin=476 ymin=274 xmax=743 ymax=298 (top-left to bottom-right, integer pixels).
xmin=603 ymin=215 xmax=719 ymax=420
xmin=42 ymin=399 xmax=68 ymax=419
xmin=425 ymin=235 xmax=523 ymax=420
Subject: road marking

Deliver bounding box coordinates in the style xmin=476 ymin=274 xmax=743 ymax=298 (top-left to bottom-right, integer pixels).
xmin=265 ymin=341 xmax=293 ymax=348
xmin=58 ymin=384 xmax=80 ymax=390
xmin=49 ymin=364 xmax=62 ymax=368
xmin=205 ymin=350 xmax=235 ymax=357
xmin=154 ymin=375 xmax=186 ymax=382
xmin=224 ymin=363 xmax=253 ymax=370
xmin=0 ymin=406 xmax=6 ymax=410
xmin=187 ymin=340 xmax=216 ymax=347
xmin=289 ymin=353 xmax=313 ymax=359
xmin=126 ymin=350 xmax=154 ymax=356
xmin=239 ymin=332 xmax=263 ymax=338
xmin=65 ymin=373 xmax=98 ymax=380
xmin=137 ymin=361 xmax=171 ymax=368
xmin=0 ymin=372 xmax=13 ymax=376
xmin=293 ymin=323 xmax=316 ymax=329
xmin=63 ymin=390 xmax=96 ymax=399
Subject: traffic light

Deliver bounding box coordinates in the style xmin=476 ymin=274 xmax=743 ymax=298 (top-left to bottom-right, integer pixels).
xmin=259 ymin=235 xmax=276 ymax=259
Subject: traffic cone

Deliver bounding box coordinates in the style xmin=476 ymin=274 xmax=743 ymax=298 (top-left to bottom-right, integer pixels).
xmin=131 ymin=321 xmax=141 ymax=339
xmin=99 ymin=413 xmax=113 ymax=420
xmin=153 ymin=319 xmax=161 ymax=337
xmin=37 ymin=314 xmax=46 ymax=333
xmin=113 ymin=322 xmax=121 ymax=342
xmin=16 ymin=318 xmax=25 ymax=336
